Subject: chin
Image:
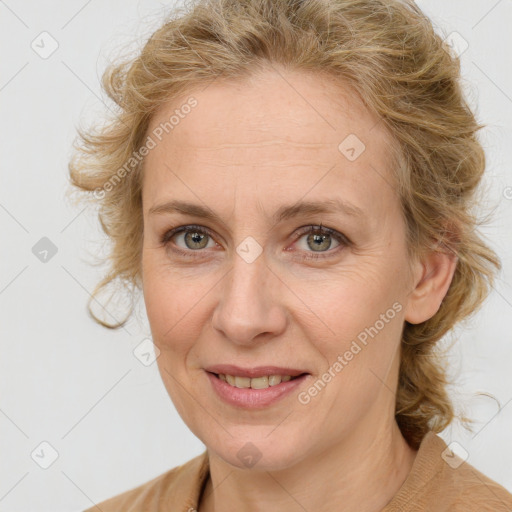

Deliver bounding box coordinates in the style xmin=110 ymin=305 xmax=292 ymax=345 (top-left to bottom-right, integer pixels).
xmin=207 ymin=433 xmax=306 ymax=472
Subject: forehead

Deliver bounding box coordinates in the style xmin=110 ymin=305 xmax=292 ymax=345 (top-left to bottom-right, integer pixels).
xmin=146 ymin=67 xmax=385 ymax=148
xmin=142 ymin=67 xmax=397 ymax=220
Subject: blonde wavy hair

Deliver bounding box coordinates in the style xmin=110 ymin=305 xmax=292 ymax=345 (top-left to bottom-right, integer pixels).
xmin=67 ymin=0 xmax=501 ymax=449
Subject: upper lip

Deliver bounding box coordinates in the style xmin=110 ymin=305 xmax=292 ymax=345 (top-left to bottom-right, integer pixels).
xmin=204 ymin=364 xmax=309 ymax=379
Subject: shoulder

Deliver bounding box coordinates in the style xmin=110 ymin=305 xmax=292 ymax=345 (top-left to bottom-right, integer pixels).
xmin=82 ymin=450 xmax=209 ymax=512
xmin=384 ymin=432 xmax=512 ymax=512
xmin=443 ymin=457 xmax=512 ymax=511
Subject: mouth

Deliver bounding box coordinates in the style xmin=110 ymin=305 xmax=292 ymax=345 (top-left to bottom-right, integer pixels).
xmin=205 ymin=369 xmax=310 ymax=408
xmin=207 ymin=371 xmax=308 ymax=390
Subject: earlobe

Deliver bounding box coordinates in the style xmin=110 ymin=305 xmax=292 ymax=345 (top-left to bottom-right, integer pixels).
xmin=404 ymin=248 xmax=458 ymax=325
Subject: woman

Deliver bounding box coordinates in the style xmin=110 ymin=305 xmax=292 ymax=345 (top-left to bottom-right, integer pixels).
xmin=68 ymin=0 xmax=512 ymax=510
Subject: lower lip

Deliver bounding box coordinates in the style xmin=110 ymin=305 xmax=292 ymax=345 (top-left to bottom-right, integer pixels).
xmin=206 ymin=371 xmax=309 ymax=409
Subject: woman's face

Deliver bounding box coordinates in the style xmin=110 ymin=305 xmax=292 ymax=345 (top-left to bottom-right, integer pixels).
xmin=141 ymin=67 xmax=419 ymax=470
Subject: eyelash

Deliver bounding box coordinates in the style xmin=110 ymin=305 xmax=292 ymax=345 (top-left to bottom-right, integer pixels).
xmin=159 ymin=223 xmax=350 ymax=262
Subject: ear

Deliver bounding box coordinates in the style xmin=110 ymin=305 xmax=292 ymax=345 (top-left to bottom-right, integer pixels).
xmin=404 ymin=246 xmax=458 ymax=325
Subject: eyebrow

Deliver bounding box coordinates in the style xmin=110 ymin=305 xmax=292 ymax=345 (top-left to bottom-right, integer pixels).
xmin=148 ymin=198 xmax=365 ymax=225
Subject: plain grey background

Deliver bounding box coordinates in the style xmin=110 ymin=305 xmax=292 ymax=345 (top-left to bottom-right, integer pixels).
xmin=1 ymin=1 xmax=511 ymax=510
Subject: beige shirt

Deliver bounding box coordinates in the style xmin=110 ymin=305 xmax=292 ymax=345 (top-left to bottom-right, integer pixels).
xmin=84 ymin=431 xmax=512 ymax=511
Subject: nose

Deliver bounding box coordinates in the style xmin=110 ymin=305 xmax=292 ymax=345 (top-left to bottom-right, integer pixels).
xmin=211 ymin=249 xmax=287 ymax=347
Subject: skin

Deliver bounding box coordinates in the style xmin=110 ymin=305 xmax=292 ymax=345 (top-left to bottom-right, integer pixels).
xmin=140 ymin=65 xmax=458 ymax=512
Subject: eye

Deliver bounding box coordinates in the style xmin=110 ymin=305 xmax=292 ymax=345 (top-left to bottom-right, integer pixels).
xmin=289 ymin=224 xmax=349 ymax=261
xmin=160 ymin=223 xmax=350 ymax=261
xmin=160 ymin=224 xmax=217 ymax=257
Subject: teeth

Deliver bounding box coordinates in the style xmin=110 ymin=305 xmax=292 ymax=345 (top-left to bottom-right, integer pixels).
xmin=218 ymin=373 xmax=296 ymax=389
xmin=235 ymin=376 xmax=251 ymax=388
xmin=250 ymin=376 xmax=268 ymax=389
xmin=268 ymin=375 xmax=281 ymax=386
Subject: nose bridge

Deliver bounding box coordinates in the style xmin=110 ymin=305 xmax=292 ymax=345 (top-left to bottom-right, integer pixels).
xmin=212 ymin=245 xmax=285 ymax=344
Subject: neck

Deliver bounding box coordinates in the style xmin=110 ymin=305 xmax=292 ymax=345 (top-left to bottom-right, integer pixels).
xmin=199 ymin=415 xmax=417 ymax=512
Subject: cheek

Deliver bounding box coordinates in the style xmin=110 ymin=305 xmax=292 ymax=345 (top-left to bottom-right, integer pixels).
xmin=142 ymin=258 xmax=221 ymax=366
xmin=142 ymin=253 xmax=196 ymax=347
xmin=304 ymin=258 xmax=406 ymax=362
xmin=312 ymin=257 xmax=400 ymax=317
